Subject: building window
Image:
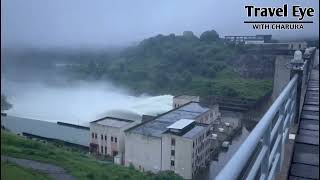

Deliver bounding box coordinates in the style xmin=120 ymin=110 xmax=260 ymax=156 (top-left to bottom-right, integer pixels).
xmin=111 ymin=136 xmax=114 ymax=142
xmin=171 ymin=150 xmax=175 ymax=156
xmin=101 ymin=146 xmax=103 ymax=154
xmin=115 ymin=137 xmax=117 ymax=143
xmin=101 ymin=134 xmax=103 ymax=140
xmin=113 ymin=151 xmax=118 ymax=156
xmin=91 ymin=132 xmax=94 ymax=138
xmin=105 ymin=146 xmax=107 ymax=154
xmin=171 ymin=138 xmax=175 ymax=146
xmin=95 ymin=133 xmax=97 ymax=139
xmin=171 ymin=160 xmax=175 ymax=166
xmin=105 ymin=135 xmax=107 ymax=141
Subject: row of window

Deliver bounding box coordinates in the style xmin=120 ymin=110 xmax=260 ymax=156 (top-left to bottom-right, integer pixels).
xmin=91 ymin=132 xmax=118 ymax=143
xmin=171 ymin=138 xmax=175 ymax=168
xmin=193 ymin=134 xmax=205 ymax=148
xmin=100 ymin=145 xmax=108 ymax=154
xmin=201 ymin=111 xmax=216 ymax=123
xmin=98 ymin=145 xmax=119 ymax=156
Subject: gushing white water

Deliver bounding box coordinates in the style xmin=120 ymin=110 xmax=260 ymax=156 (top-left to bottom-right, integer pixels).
xmin=3 ymin=80 xmax=173 ymax=126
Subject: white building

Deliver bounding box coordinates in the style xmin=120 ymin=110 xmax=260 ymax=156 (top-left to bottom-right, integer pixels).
xmin=89 ymin=117 xmax=137 ymax=164
xmin=124 ymin=102 xmax=220 ymax=179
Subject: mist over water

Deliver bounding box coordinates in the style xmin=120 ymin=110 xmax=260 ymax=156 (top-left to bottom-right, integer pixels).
xmin=2 ymin=79 xmax=173 ymax=126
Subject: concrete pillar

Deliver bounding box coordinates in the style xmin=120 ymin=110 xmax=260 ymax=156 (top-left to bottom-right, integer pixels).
xmin=290 ymin=51 xmax=304 ymax=123
xmin=271 ymin=55 xmax=292 ymax=101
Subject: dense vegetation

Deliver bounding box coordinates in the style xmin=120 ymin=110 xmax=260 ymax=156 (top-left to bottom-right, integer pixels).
xmin=71 ymin=30 xmax=272 ymax=99
xmin=1 ymin=161 xmax=52 ymax=180
xmin=1 ymin=131 xmax=183 ymax=180
xmin=1 ymin=94 xmax=12 ymax=112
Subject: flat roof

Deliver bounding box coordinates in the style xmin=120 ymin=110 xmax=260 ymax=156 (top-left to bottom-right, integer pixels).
xmin=182 ymin=125 xmax=207 ymax=139
xmin=91 ymin=117 xmax=134 ymax=128
xmin=167 ymin=119 xmax=194 ymax=129
xmin=2 ymin=115 xmax=89 ymax=147
xmin=126 ymin=102 xmax=209 ymax=137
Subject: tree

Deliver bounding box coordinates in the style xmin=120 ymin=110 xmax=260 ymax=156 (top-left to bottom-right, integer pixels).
xmin=1 ymin=94 xmax=12 ymax=112
xmin=200 ymin=30 xmax=219 ymax=42
xmin=182 ymin=31 xmax=198 ymax=40
xmin=222 ymin=86 xmax=239 ymax=97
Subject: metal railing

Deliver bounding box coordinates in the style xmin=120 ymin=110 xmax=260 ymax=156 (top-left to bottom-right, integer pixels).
xmin=215 ymin=48 xmax=316 ymax=180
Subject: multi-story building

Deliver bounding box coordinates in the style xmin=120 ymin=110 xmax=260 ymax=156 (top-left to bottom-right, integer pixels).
xmin=89 ymin=116 xmax=137 ymax=164
xmin=124 ymin=102 xmax=220 ymax=179
xmin=162 ymin=119 xmax=212 ymax=178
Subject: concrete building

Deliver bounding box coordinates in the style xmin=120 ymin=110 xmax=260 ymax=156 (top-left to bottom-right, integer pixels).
xmin=89 ymin=116 xmax=137 ymax=164
xmin=173 ymin=95 xmax=200 ymax=108
xmin=224 ymin=35 xmax=272 ymax=44
xmin=124 ymin=102 xmax=220 ymax=179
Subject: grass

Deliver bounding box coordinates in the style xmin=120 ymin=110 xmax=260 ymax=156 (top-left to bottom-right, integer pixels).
xmin=123 ymin=67 xmax=273 ymax=100
xmin=185 ymin=68 xmax=273 ymax=100
xmin=212 ymin=69 xmax=273 ymax=99
xmin=1 ymin=161 xmax=52 ymax=180
xmin=1 ymin=131 xmax=183 ymax=180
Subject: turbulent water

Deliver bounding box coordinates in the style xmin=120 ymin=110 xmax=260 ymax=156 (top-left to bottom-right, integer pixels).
xmin=2 ymin=80 xmax=173 ymax=126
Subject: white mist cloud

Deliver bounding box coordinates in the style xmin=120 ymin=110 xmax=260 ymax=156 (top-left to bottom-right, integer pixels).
xmin=2 ymin=80 xmax=173 ymax=126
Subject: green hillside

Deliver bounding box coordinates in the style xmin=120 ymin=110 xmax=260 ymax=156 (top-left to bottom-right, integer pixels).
xmin=72 ymin=30 xmax=272 ymax=100
xmin=1 ymin=131 xmax=183 ymax=180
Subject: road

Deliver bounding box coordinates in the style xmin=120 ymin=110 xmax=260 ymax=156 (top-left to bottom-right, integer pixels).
xmin=1 ymin=155 xmax=75 ymax=180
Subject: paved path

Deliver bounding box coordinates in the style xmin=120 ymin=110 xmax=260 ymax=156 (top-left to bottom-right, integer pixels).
xmin=1 ymin=155 xmax=75 ymax=180
xmin=288 ymin=69 xmax=319 ymax=180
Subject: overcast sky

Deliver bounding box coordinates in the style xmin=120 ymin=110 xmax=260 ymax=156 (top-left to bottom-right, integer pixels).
xmin=1 ymin=0 xmax=319 ymax=48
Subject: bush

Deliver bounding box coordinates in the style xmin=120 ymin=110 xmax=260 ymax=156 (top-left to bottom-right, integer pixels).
xmin=200 ymin=30 xmax=220 ymax=42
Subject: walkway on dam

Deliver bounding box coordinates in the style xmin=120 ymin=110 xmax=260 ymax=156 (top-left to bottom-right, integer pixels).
xmin=288 ymin=69 xmax=319 ymax=179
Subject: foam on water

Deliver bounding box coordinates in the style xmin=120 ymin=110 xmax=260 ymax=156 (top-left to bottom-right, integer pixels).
xmin=3 ymin=80 xmax=173 ymax=125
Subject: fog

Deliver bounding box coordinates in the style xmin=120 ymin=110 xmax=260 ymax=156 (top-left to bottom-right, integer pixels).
xmin=1 ymin=0 xmax=319 ymax=48
xmin=2 ymin=79 xmax=173 ymax=126
xmin=1 ymin=0 xmax=318 ymax=126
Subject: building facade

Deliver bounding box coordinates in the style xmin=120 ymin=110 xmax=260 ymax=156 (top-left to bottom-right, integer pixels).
xmin=161 ymin=121 xmax=212 ymax=179
xmin=89 ymin=117 xmax=137 ymax=164
xmin=124 ymin=102 xmax=220 ymax=179
xmin=224 ymin=35 xmax=272 ymax=44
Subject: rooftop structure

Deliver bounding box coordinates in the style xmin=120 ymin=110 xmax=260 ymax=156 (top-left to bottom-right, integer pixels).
xmin=91 ymin=117 xmax=134 ymax=128
xmin=167 ymin=119 xmax=195 ymax=130
xmin=179 ymin=124 xmax=208 ymax=139
xmin=125 ymin=101 xmax=220 ymax=179
xmin=126 ymin=102 xmax=209 ymax=137
xmin=1 ymin=115 xmax=90 ymax=147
